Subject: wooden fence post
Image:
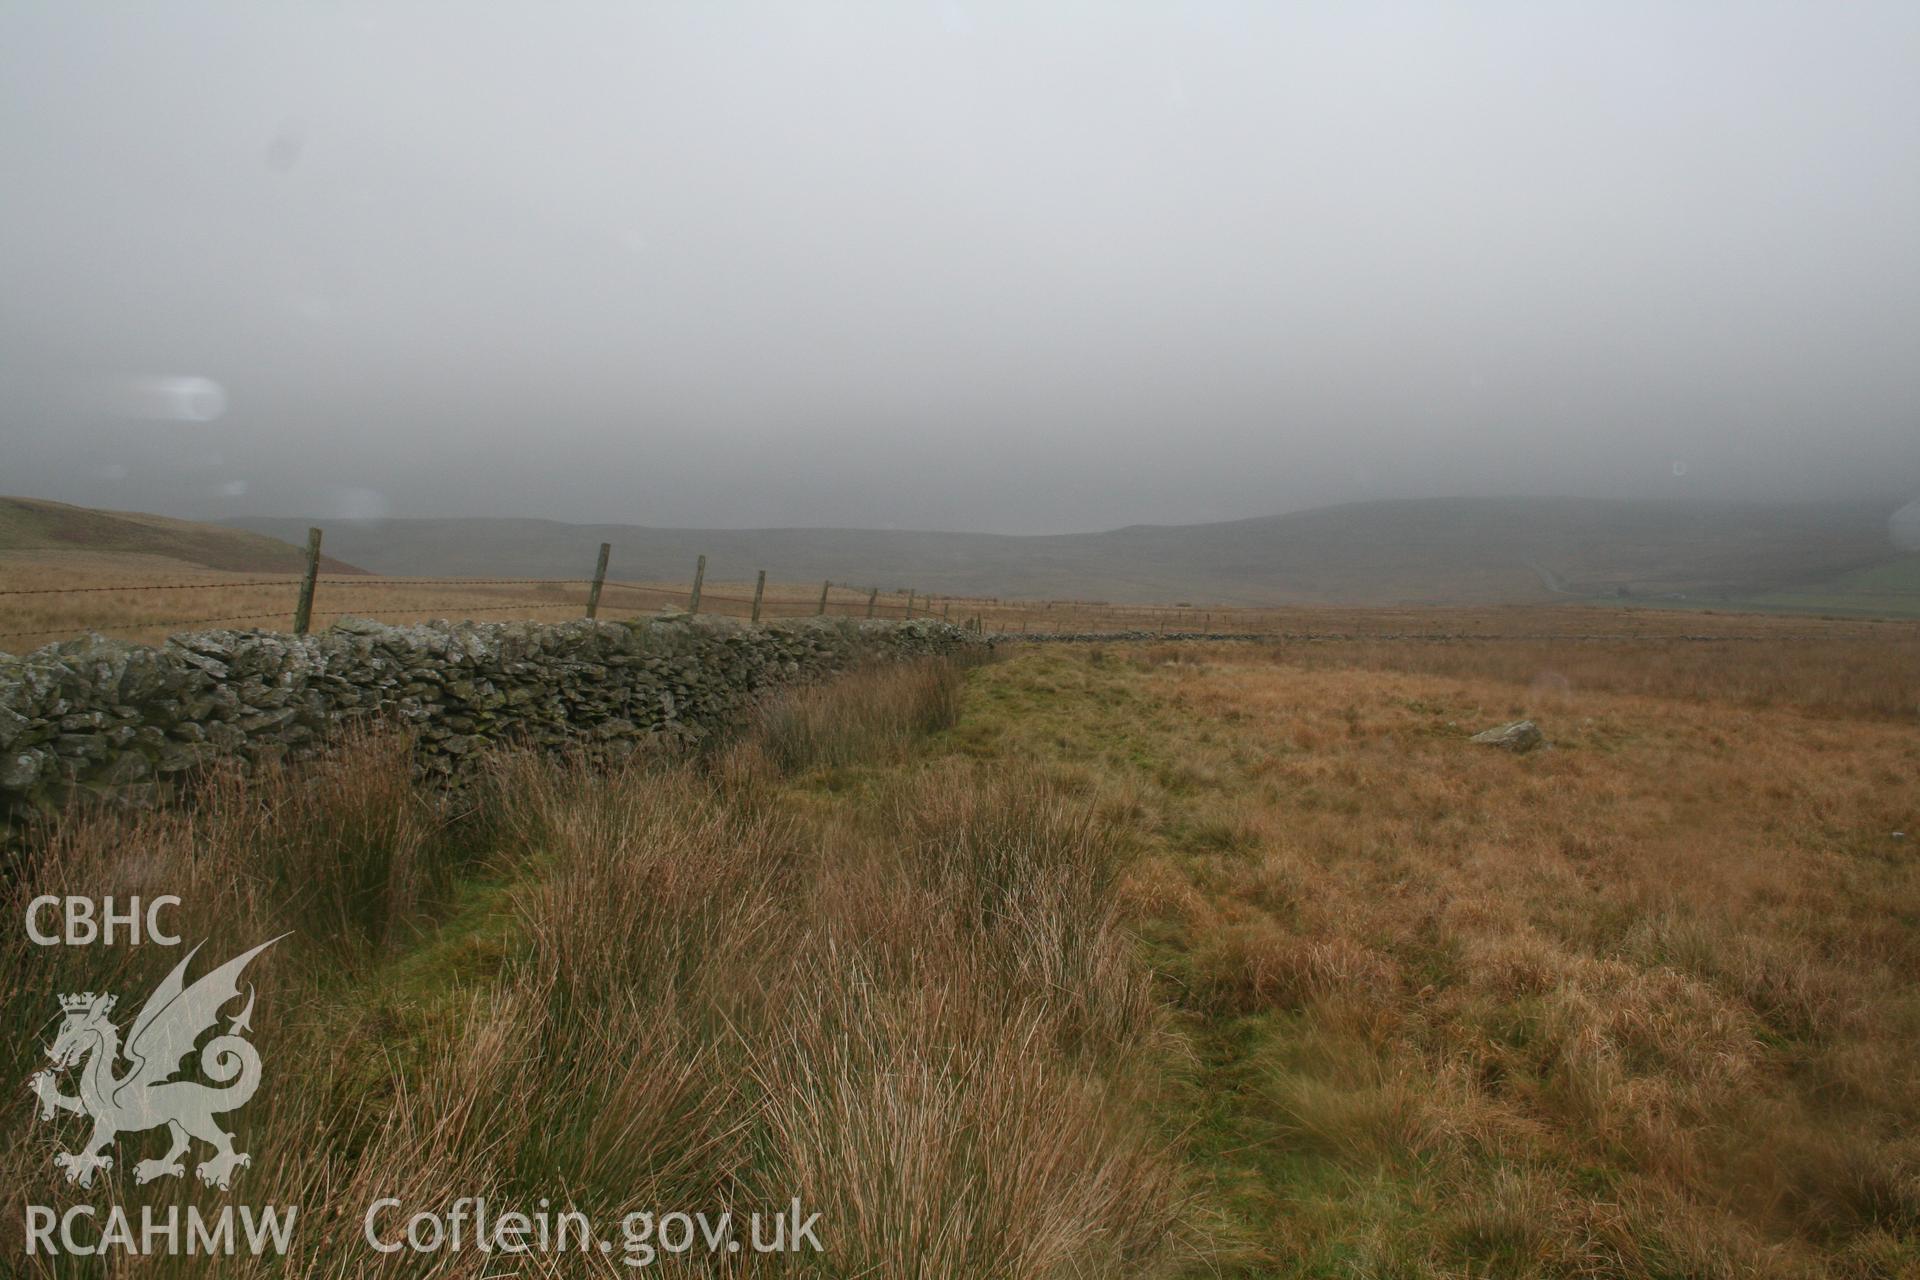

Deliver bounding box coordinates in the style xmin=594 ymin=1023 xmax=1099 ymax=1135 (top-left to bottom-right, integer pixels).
xmin=751 ymin=569 xmax=766 ymax=623
xmin=816 ymin=580 xmax=831 ymax=616
xmin=293 ymin=527 xmax=322 ymax=636
xmin=689 ymin=554 xmax=706 ymax=614
xmin=865 ymin=588 xmax=878 ymax=618
xmin=905 ymin=589 xmax=915 ymax=619
xmin=943 ymin=601 xmax=950 ymax=620
xmin=585 ymin=542 xmax=611 ymax=619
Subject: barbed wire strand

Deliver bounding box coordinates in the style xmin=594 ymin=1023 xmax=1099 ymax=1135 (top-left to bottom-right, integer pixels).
xmin=316 ymin=577 xmax=591 ymax=587
xmin=0 ymin=575 xmax=603 ymax=596
xmin=0 ymin=580 xmax=296 ymax=597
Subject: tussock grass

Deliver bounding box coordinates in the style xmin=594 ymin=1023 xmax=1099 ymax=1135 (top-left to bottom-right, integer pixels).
xmin=2 ymin=655 xmax=1190 ymax=1276
xmin=958 ymin=641 xmax=1920 ymax=1276
xmin=892 ymin=764 xmax=1162 ymax=1057
xmin=750 ymin=656 xmax=969 ymax=772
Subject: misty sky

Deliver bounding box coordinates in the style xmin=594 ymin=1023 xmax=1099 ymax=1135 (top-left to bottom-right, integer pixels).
xmin=2 ymin=3 xmax=1916 ymax=534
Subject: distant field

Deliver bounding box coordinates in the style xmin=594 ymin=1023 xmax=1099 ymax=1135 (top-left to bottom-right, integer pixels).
xmin=0 ymin=549 xmax=1058 ymax=649
xmin=10 ymin=545 xmax=1920 ymax=653
xmin=1586 ymin=553 xmax=1920 ymax=621
xmin=1746 ymin=553 xmax=1920 ymax=617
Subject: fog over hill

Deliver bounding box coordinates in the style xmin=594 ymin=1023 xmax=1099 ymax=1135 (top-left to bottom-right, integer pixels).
xmin=231 ymin=496 xmax=1901 ymax=606
xmin=5 ymin=6 xmax=1919 ymax=535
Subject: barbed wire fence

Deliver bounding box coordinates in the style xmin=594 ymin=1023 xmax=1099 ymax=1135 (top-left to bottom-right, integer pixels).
xmin=4 ymin=526 xmax=1905 ymax=648
xmin=0 ymin=526 xmax=1196 ymax=646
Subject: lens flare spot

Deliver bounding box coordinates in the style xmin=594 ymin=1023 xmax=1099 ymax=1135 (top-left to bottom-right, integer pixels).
xmin=332 ymin=487 xmax=391 ymax=521
xmin=128 ymin=376 xmax=227 ymax=422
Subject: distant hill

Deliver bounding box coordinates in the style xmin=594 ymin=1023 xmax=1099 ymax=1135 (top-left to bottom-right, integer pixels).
xmin=227 ymin=497 xmax=1904 ymax=607
xmin=2 ymin=497 xmax=367 ymax=575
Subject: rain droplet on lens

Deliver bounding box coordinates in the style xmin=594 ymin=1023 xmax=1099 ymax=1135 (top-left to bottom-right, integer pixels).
xmin=127 ymin=376 xmax=227 ymax=422
xmin=332 ymin=487 xmax=391 ymax=521
xmin=265 ymin=119 xmax=306 ymax=173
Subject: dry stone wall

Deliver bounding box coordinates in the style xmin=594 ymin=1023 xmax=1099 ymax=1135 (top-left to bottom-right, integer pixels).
xmin=0 ymin=614 xmax=979 ymax=816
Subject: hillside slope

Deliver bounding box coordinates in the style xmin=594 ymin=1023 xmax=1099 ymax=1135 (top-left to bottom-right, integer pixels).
xmin=1747 ymin=553 xmax=1920 ymax=617
xmin=229 ymin=497 xmax=1900 ymax=606
xmin=2 ymin=496 xmax=366 ymax=574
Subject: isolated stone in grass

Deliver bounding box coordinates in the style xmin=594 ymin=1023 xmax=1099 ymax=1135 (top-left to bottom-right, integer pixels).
xmin=1470 ymin=719 xmax=1545 ymax=753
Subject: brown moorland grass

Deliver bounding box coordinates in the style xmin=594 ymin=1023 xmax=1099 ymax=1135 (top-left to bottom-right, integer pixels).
xmin=12 ymin=547 xmax=1919 ymax=650
xmin=1253 ymin=632 xmax=1920 ymax=721
xmin=5 ymin=605 xmax=1915 ymax=1276
xmin=1 ymin=657 xmax=1192 ymax=1277
xmin=954 ymin=641 xmax=1920 ymax=1276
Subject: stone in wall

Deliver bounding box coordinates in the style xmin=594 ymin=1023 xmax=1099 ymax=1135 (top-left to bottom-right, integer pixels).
xmin=0 ymin=613 xmax=978 ymax=818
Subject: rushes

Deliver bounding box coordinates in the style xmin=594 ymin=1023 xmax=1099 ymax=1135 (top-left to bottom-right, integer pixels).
xmin=508 ymin=762 xmax=794 ymax=1013
xmin=194 ymin=730 xmax=466 ymax=957
xmin=892 ymin=764 xmax=1158 ymax=1055
xmin=751 ymin=657 xmax=968 ymax=772
xmin=753 ymin=976 xmax=1180 ymax=1279
xmin=2 ymin=653 xmax=1188 ymax=1276
xmin=751 ymin=764 xmax=1183 ymax=1277
xmin=500 ymin=751 xmax=1184 ymax=1272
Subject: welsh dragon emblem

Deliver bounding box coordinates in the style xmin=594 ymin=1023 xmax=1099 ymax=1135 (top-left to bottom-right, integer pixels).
xmin=27 ymin=937 xmax=282 ymax=1190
